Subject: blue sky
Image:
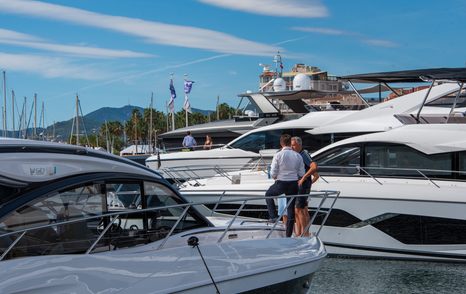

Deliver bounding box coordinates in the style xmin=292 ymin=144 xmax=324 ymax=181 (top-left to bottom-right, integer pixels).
xmin=0 ymin=0 xmax=465 ymax=127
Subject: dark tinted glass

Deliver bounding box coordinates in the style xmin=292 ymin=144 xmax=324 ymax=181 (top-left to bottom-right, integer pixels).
xmin=365 ymin=145 xmax=452 ymax=177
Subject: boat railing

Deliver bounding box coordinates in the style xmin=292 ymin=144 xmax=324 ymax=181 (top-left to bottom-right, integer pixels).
xmin=162 ymin=161 xmax=269 ymax=185
xmin=317 ymin=165 xmax=466 ymax=186
xmin=0 ymin=190 xmax=339 ymax=261
xmin=161 ymin=143 xmax=226 ymax=153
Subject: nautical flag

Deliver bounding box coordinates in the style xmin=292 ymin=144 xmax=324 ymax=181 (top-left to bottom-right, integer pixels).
xmin=183 ymin=80 xmax=194 ymax=113
xmin=184 ymin=80 xmax=194 ymax=94
xmin=168 ymin=78 xmax=176 ymax=113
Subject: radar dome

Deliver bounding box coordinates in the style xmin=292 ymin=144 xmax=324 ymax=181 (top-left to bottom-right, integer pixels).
xmin=273 ymin=78 xmax=286 ymax=92
xmin=293 ymin=73 xmax=311 ymax=90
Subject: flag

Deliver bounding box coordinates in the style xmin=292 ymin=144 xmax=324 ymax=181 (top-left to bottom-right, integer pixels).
xmin=183 ymin=80 xmax=194 ymax=113
xmin=184 ymin=80 xmax=194 ymax=94
xmin=168 ymin=78 xmax=176 ymax=113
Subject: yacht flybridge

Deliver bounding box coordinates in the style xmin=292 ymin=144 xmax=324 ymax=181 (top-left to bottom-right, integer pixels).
xmin=0 ymin=138 xmax=328 ymax=293
xmin=181 ymin=123 xmax=466 ymax=262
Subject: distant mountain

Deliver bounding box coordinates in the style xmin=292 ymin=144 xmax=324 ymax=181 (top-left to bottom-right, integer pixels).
xmin=0 ymin=105 xmax=216 ymax=140
xmin=191 ymin=107 xmax=215 ymax=116
xmin=47 ymin=105 xmax=145 ymax=139
xmin=46 ymin=105 xmax=214 ymax=139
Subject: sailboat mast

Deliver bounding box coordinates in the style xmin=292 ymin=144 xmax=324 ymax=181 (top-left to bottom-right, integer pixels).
xmin=34 ymin=93 xmax=37 ymax=139
xmin=11 ymin=90 xmax=15 ymax=136
xmin=76 ymin=94 xmax=79 ymax=146
xmin=149 ymin=92 xmax=153 ymax=153
xmin=2 ymin=71 xmax=7 ymax=137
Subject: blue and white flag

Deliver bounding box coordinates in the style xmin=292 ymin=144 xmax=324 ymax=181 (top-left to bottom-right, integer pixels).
xmin=183 ymin=80 xmax=194 ymax=113
xmin=168 ymin=78 xmax=176 ymax=113
xmin=184 ymin=80 xmax=194 ymax=94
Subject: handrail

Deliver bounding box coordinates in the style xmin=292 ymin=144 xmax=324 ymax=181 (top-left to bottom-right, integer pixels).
xmin=0 ymin=190 xmax=340 ymax=260
xmin=317 ymin=165 xmax=466 ymax=185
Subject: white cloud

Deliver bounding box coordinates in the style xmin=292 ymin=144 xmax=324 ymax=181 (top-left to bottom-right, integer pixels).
xmin=0 ymin=28 xmax=152 ymax=58
xmin=198 ymin=0 xmax=328 ymax=18
xmin=0 ymin=0 xmax=280 ymax=56
xmin=0 ymin=52 xmax=112 ymax=80
xmin=0 ymin=28 xmax=42 ymax=41
xmin=291 ymin=26 xmax=399 ymax=48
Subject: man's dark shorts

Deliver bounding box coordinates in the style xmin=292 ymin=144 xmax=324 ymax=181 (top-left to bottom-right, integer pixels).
xmin=296 ymin=180 xmax=311 ymax=209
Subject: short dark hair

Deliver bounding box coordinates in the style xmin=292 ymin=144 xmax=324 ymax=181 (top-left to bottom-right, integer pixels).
xmin=187 ymin=131 xmax=191 ymax=135
xmin=280 ymin=134 xmax=291 ymax=146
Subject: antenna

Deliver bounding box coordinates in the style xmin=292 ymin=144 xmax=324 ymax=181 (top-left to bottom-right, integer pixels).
xmin=273 ymin=51 xmax=283 ymax=77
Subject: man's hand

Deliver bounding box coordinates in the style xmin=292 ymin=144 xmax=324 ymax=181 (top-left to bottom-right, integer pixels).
xmin=298 ymin=177 xmax=305 ymax=186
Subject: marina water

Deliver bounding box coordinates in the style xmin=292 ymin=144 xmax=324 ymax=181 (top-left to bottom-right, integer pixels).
xmin=310 ymin=257 xmax=466 ymax=293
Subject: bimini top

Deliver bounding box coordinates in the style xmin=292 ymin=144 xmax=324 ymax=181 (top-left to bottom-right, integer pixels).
xmin=341 ymin=67 xmax=466 ymax=83
xmin=312 ymin=124 xmax=466 ymax=156
xmin=0 ymin=138 xmax=162 ymax=186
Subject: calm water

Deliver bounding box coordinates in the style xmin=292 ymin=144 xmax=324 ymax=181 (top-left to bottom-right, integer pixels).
xmin=310 ymin=257 xmax=466 ymax=294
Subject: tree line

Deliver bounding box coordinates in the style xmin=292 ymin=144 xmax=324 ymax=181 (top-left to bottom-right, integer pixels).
xmin=70 ymin=103 xmax=237 ymax=153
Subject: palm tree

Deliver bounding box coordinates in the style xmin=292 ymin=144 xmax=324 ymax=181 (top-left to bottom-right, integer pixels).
xmin=101 ymin=121 xmax=123 ymax=154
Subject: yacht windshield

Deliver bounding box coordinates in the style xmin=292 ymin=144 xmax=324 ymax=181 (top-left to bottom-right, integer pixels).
xmin=315 ymin=145 xmax=361 ymax=174
xmin=0 ymin=179 xmax=208 ymax=260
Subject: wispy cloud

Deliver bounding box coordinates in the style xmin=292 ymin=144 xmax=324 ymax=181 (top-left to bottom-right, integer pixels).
xmin=0 ymin=52 xmax=113 ymax=80
xmin=362 ymin=39 xmax=398 ymax=48
xmin=0 ymin=28 xmax=42 ymax=41
xmin=291 ymin=26 xmax=399 ymax=47
xmin=0 ymin=0 xmax=280 ymax=56
xmin=292 ymin=27 xmax=345 ymax=36
xmin=0 ymin=28 xmax=153 ymax=58
xmin=198 ymin=0 xmax=328 ymax=18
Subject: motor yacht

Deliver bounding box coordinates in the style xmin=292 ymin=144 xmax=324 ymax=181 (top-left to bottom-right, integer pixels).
xmin=147 ymin=110 xmax=356 ymax=180
xmin=181 ymin=123 xmax=466 ymax=262
xmin=147 ymin=68 xmax=465 ymax=181
xmin=0 ymin=138 xmax=327 ymax=293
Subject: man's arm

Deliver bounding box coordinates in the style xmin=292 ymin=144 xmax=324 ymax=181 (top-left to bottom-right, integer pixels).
xmin=298 ymin=162 xmax=318 ymax=186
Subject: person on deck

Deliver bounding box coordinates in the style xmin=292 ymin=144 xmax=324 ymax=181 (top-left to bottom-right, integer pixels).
xmin=182 ymin=131 xmax=197 ymax=151
xmin=265 ymin=134 xmax=305 ymax=237
xmin=203 ymin=135 xmax=213 ymax=149
xmin=291 ymin=136 xmax=319 ymax=237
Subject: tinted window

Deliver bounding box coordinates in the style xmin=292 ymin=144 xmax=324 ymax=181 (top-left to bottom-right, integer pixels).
xmin=230 ymin=129 xmax=335 ymax=153
xmin=0 ymin=184 xmax=106 ymax=258
xmin=425 ymin=92 xmax=466 ymax=108
xmin=145 ymin=182 xmax=207 ymax=241
xmin=459 ymin=152 xmax=466 ymax=176
xmin=314 ymin=145 xmax=361 ymax=175
xmin=365 ymin=145 xmax=452 ymax=177
xmin=373 ymin=214 xmax=466 ymax=245
xmin=230 ymin=130 xmax=281 ymax=152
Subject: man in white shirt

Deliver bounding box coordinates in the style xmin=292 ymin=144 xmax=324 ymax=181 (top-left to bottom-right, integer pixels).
xmin=265 ymin=134 xmax=305 ymax=237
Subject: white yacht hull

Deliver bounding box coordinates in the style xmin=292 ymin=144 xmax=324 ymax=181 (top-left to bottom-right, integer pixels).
xmin=0 ymin=233 xmax=325 ymax=293
xmin=181 ymin=171 xmax=466 ymax=262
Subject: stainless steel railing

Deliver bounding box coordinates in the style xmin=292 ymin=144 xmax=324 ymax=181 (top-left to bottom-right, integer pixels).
xmin=0 ymin=190 xmax=339 ymax=261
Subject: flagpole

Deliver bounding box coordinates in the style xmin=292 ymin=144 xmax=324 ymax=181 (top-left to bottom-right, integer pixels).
xmin=169 ymin=73 xmax=176 ymax=132
xmin=165 ymin=100 xmax=169 ymax=132
xmin=184 ymin=74 xmax=188 ymax=128
xmin=171 ymin=112 xmax=175 ymax=131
